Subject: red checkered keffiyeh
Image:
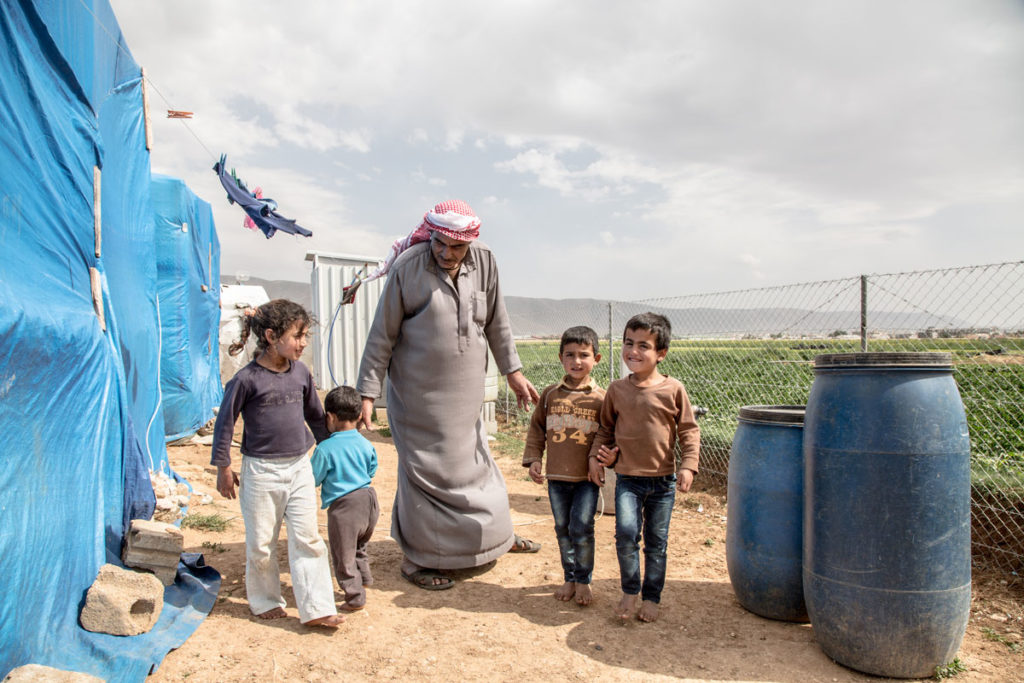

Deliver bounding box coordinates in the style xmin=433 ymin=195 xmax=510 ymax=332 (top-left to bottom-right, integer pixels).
xmin=365 ymin=200 xmax=481 ymax=282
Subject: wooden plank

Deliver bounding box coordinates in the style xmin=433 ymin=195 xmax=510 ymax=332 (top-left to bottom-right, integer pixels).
xmin=141 ymin=67 xmax=153 ymax=151
xmin=90 ymin=267 xmax=106 ymax=331
xmin=93 ymin=166 xmax=101 ymax=258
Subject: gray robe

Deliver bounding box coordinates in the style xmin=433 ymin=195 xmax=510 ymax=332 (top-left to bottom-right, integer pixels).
xmin=356 ymin=240 xmax=522 ymax=569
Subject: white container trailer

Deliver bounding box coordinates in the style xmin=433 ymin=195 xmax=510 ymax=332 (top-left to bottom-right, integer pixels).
xmin=305 ymin=251 xmax=386 ymax=391
xmin=306 ymin=249 xmax=499 ymax=434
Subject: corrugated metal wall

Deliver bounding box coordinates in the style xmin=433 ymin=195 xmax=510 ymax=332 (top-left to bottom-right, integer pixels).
xmin=307 ymin=251 xmax=385 ymax=390
xmin=307 ymin=249 xmax=499 ymax=434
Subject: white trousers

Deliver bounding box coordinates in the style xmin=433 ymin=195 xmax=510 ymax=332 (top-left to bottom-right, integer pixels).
xmin=239 ymin=454 xmax=336 ymax=622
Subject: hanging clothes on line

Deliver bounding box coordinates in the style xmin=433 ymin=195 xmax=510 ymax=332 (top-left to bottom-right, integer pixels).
xmin=213 ymin=154 xmax=312 ymax=238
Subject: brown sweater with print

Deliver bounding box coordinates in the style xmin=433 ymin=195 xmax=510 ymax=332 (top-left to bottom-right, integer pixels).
xmin=522 ymin=377 xmax=606 ymax=482
xmin=589 ymin=375 xmax=700 ymax=477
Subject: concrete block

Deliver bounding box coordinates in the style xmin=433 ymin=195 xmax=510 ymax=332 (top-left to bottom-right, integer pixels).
xmin=79 ymin=564 xmax=164 ymax=636
xmin=125 ymin=519 xmax=183 ymax=553
xmin=122 ymin=519 xmax=182 ymax=585
xmin=123 ymin=547 xmax=180 ymax=569
xmin=140 ymin=565 xmax=178 ymax=586
xmin=3 ymin=665 xmax=104 ymax=682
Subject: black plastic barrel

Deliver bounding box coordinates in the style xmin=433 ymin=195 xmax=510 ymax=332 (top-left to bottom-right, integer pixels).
xmin=726 ymin=406 xmax=808 ymax=622
xmin=803 ymin=353 xmax=971 ymax=678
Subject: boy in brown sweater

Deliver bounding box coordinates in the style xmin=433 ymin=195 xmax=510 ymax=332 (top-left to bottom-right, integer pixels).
xmin=523 ymin=326 xmax=605 ymax=606
xmin=588 ymin=312 xmax=700 ymax=623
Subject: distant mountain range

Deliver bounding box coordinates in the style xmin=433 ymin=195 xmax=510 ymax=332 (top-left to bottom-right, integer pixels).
xmin=223 ymin=278 xmax=970 ymax=338
xmin=503 ymin=296 xmax=970 ymax=338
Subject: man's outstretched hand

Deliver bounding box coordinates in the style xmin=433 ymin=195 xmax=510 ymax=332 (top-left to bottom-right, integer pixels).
xmin=506 ymin=370 xmax=539 ymax=411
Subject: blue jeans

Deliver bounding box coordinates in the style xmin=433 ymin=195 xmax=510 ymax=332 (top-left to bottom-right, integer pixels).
xmin=548 ymin=480 xmax=600 ymax=584
xmin=615 ymin=474 xmax=676 ymax=603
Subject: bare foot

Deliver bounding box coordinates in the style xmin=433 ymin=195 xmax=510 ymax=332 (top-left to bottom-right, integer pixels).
xmin=554 ymin=582 xmax=576 ymax=602
xmin=574 ymin=583 xmax=593 ymax=606
xmin=637 ymin=600 xmax=660 ymax=623
xmin=256 ymin=607 xmax=287 ymax=620
xmin=615 ymin=593 xmax=639 ymax=620
xmin=304 ymin=614 xmax=344 ymax=629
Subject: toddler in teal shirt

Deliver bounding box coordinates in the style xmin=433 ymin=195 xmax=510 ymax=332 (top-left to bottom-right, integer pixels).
xmin=310 ymin=385 xmax=380 ymax=611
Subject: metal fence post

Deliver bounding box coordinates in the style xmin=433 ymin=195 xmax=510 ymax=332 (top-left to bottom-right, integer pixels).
xmin=860 ymin=274 xmax=868 ymax=352
xmin=608 ymin=301 xmax=615 ymax=381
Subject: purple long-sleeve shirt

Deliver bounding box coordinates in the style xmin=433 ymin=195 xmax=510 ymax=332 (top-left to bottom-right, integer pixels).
xmin=210 ymin=359 xmax=329 ymax=467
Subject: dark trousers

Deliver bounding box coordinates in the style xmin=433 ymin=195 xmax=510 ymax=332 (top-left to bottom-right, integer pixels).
xmin=548 ymin=480 xmax=600 ymax=584
xmin=614 ymin=474 xmax=676 ymax=603
xmin=326 ymin=486 xmax=379 ymax=608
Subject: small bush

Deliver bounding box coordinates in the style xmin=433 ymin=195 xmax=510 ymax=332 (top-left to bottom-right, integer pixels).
xmin=182 ymin=513 xmax=229 ymax=532
xmin=934 ymin=658 xmax=967 ymax=680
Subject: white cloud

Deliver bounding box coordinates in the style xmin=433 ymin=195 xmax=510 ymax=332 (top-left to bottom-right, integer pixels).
xmin=272 ymin=105 xmax=371 ymax=153
xmin=408 ymin=128 xmax=429 ymax=145
xmin=443 ymin=128 xmax=465 ymax=152
xmin=411 ymin=168 xmax=447 ymax=187
xmin=111 ymin=0 xmax=1024 ymax=300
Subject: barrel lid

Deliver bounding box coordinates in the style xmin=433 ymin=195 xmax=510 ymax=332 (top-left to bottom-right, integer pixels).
xmin=737 ymin=405 xmax=805 ymax=425
xmin=814 ymin=352 xmax=952 ymax=368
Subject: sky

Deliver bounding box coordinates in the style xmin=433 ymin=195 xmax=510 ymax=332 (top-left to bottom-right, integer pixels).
xmin=108 ymin=1 xmax=1024 ymax=301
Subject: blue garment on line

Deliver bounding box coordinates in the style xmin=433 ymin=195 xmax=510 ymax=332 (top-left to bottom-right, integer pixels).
xmin=213 ymin=154 xmax=312 ymax=239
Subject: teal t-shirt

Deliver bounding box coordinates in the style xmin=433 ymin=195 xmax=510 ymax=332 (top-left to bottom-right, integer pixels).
xmin=309 ymin=430 xmax=377 ymax=508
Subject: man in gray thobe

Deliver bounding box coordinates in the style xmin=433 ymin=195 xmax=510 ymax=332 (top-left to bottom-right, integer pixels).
xmin=357 ymin=200 xmax=540 ymax=590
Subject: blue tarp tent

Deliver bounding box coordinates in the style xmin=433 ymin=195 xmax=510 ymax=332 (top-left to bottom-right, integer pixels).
xmin=1 ymin=1 xmax=220 ymax=678
xmin=152 ymin=176 xmax=223 ymax=444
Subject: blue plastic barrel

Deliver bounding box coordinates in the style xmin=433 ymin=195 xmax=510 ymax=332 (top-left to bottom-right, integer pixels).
xmin=803 ymin=353 xmax=971 ymax=678
xmin=726 ymin=406 xmax=808 ymax=622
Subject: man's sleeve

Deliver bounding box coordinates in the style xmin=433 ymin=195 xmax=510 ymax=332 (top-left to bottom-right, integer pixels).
xmin=356 ymin=269 xmax=405 ymax=399
xmin=481 ymin=252 xmax=522 ymax=376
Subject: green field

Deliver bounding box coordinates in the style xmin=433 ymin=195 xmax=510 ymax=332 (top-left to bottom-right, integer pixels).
xmin=504 ymin=336 xmax=1024 ymax=488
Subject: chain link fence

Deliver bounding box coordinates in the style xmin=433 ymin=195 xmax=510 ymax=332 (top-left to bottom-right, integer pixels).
xmin=501 ymin=261 xmax=1024 ymax=574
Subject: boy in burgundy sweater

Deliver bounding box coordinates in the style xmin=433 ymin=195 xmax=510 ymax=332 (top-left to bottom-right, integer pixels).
xmin=523 ymin=326 xmax=605 ymax=606
xmin=589 ymin=312 xmax=700 ymax=623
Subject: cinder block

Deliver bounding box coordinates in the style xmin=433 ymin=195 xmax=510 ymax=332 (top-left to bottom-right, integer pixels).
xmin=122 ymin=519 xmax=182 ymax=585
xmin=123 ymin=547 xmax=180 ymax=569
xmin=80 ymin=564 xmax=164 ymax=636
xmin=140 ymin=565 xmax=178 ymax=586
xmin=125 ymin=519 xmax=184 ymax=553
xmin=3 ymin=664 xmax=104 ymax=682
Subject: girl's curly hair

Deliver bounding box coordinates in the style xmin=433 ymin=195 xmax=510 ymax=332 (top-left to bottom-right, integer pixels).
xmin=228 ymin=299 xmax=313 ymax=357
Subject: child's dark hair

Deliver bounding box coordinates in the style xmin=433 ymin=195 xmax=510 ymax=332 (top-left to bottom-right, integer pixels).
xmin=624 ymin=312 xmax=672 ymax=351
xmin=228 ymin=299 xmax=312 ymax=357
xmin=560 ymin=326 xmax=599 ymax=355
xmin=324 ymin=385 xmax=362 ymax=422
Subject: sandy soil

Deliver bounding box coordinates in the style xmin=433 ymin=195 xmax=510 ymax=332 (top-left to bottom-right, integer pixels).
xmin=151 ymin=430 xmax=1024 ymax=683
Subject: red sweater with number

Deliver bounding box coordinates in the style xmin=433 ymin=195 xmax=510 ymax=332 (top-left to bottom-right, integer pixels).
xmin=522 ymin=376 xmax=606 ymax=482
xmin=589 ymin=375 xmax=700 ymax=476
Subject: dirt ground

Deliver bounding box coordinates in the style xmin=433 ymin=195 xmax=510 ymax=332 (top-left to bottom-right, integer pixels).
xmin=151 ymin=430 xmax=1024 ymax=683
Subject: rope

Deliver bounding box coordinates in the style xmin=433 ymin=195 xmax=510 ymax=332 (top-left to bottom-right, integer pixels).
xmin=75 ymin=0 xmax=218 ymax=162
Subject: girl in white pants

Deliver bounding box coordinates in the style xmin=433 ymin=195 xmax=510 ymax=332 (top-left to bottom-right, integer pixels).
xmin=211 ymin=299 xmax=343 ymax=629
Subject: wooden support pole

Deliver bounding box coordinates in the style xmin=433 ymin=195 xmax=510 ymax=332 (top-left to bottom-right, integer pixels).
xmin=93 ymin=166 xmax=101 ymax=258
xmin=90 ymin=267 xmax=106 ymax=331
xmin=141 ymin=67 xmax=153 ymax=151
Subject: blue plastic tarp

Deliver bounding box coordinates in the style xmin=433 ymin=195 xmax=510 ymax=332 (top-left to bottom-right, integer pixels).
xmin=1 ymin=1 xmax=221 ymax=679
xmin=152 ymin=175 xmax=223 ymax=443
